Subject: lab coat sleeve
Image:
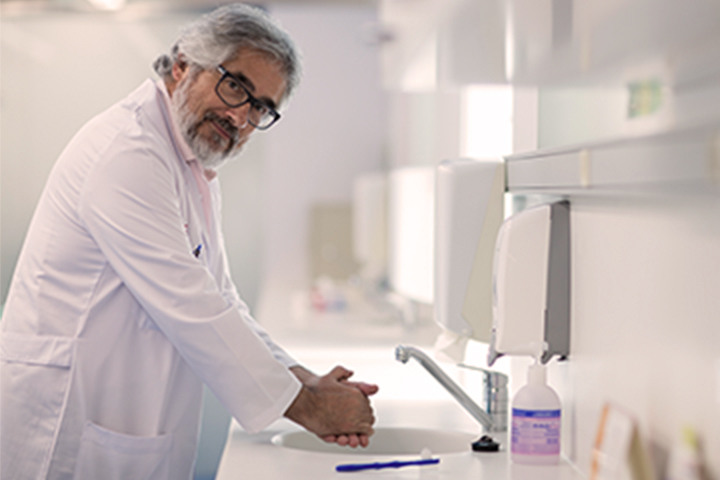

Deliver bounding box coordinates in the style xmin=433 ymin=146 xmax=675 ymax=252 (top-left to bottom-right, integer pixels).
xmin=77 ymin=138 xmax=301 ymax=434
xmin=218 ymin=264 xmax=299 ymax=369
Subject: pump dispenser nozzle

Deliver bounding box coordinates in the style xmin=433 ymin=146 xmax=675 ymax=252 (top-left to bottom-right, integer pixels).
xmin=527 ymin=357 xmax=547 ymax=385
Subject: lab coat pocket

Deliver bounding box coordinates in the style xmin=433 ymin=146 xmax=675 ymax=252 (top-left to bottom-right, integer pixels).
xmin=72 ymin=421 xmax=173 ymax=480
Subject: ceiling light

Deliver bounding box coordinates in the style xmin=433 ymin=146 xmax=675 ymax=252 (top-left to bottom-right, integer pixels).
xmin=87 ymin=0 xmax=126 ymax=11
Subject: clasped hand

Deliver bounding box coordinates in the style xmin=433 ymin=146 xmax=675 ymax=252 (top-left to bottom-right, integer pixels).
xmin=286 ymin=365 xmax=379 ymax=448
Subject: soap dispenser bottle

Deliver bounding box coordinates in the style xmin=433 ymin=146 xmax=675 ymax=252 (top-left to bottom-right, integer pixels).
xmin=511 ymin=361 xmax=561 ymax=465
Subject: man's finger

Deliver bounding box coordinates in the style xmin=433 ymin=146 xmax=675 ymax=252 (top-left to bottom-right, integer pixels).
xmin=320 ymin=431 xmax=372 ymax=448
xmin=353 ymin=423 xmax=374 ymax=436
xmin=329 ymin=365 xmax=354 ymax=381
xmin=343 ymin=380 xmax=379 ymax=397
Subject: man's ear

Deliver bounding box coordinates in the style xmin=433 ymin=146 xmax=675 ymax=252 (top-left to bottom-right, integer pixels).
xmin=172 ymin=55 xmax=189 ymax=82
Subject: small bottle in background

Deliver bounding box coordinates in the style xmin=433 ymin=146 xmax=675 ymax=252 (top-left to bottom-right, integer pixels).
xmin=511 ymin=360 xmax=562 ymax=465
xmin=666 ymin=427 xmax=706 ymax=480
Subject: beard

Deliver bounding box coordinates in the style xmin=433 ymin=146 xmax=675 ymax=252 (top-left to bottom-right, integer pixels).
xmin=170 ymin=73 xmax=243 ymax=170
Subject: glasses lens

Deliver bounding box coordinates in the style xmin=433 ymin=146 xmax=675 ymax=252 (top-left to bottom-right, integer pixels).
xmin=248 ymin=104 xmax=275 ymax=129
xmin=217 ymin=76 xmax=248 ymax=107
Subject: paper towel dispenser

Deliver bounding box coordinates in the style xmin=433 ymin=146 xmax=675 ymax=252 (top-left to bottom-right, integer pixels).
xmin=488 ymin=201 xmax=571 ymax=365
xmin=434 ymin=158 xmax=505 ymax=342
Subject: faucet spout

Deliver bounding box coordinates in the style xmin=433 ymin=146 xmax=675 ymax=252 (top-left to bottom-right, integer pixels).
xmin=395 ymin=345 xmax=507 ymax=432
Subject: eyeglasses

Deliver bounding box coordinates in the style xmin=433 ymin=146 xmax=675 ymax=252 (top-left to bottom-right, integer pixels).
xmin=215 ymin=65 xmax=281 ymax=130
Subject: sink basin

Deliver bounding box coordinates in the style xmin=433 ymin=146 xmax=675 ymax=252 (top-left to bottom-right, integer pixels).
xmin=271 ymin=427 xmax=476 ymax=455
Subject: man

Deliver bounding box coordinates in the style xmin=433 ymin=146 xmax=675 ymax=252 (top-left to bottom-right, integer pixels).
xmin=0 ymin=4 xmax=378 ymax=479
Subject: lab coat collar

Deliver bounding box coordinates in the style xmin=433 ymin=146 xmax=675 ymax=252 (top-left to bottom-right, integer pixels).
xmin=155 ymin=79 xmax=217 ymax=182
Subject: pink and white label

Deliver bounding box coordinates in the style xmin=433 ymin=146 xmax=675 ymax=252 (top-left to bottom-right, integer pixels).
xmin=511 ymin=408 xmax=561 ymax=455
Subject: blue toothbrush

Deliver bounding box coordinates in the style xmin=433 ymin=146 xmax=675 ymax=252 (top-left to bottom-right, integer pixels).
xmin=335 ymin=458 xmax=440 ymax=472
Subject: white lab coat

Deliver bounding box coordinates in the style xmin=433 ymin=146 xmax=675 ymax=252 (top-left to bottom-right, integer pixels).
xmin=0 ymin=79 xmax=302 ymax=480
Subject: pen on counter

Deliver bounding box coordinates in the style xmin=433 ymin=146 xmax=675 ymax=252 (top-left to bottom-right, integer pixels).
xmin=193 ymin=244 xmax=202 ymax=258
xmin=335 ymin=458 xmax=440 ymax=472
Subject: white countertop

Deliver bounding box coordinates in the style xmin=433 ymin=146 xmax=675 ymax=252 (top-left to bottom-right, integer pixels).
xmin=216 ymin=398 xmax=584 ymax=480
xmin=215 ymin=281 xmax=586 ymax=479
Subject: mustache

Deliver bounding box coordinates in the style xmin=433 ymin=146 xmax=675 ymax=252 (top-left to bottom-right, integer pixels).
xmin=199 ymin=111 xmax=240 ymax=150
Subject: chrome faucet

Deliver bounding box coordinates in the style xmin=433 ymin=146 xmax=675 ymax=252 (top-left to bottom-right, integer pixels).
xmin=395 ymin=345 xmax=508 ymax=432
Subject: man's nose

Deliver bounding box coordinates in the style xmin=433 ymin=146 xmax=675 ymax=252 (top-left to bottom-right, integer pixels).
xmin=225 ymin=102 xmax=252 ymax=129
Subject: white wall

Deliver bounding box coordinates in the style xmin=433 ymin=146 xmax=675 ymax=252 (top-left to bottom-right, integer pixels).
xmin=261 ymin=4 xmax=387 ymax=289
xmin=546 ymin=195 xmax=720 ymax=476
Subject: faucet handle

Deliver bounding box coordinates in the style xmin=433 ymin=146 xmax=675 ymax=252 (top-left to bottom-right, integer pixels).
xmin=458 ymin=363 xmax=509 ymax=432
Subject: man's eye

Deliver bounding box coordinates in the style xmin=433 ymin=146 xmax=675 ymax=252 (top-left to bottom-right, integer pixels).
xmin=251 ymin=102 xmax=268 ymax=114
xmin=225 ymin=78 xmax=242 ymax=93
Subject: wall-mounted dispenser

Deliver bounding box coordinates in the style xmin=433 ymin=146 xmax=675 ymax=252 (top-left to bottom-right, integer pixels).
xmin=488 ymin=201 xmax=571 ymax=365
xmin=434 ymin=158 xmax=505 ymax=343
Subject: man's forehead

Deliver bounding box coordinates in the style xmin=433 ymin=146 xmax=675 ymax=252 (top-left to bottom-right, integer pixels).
xmin=222 ymin=48 xmax=287 ymax=104
xmin=224 ymin=48 xmax=282 ymax=73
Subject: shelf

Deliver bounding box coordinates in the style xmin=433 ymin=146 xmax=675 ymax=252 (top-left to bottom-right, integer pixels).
xmin=505 ymin=122 xmax=720 ymax=196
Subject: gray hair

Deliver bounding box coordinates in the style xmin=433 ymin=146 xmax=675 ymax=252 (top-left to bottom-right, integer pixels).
xmin=153 ymin=3 xmax=302 ymax=105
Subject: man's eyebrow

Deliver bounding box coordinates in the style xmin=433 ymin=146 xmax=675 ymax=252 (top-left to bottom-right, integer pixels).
xmin=230 ymin=70 xmax=278 ymax=110
xmin=261 ymin=97 xmax=278 ymax=111
xmin=230 ymin=70 xmax=256 ymax=92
